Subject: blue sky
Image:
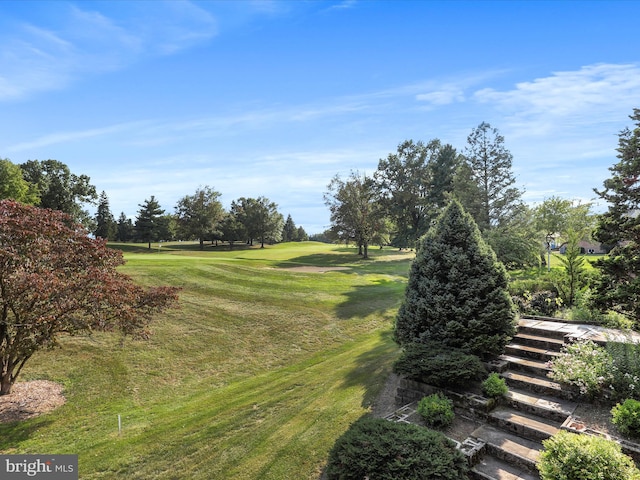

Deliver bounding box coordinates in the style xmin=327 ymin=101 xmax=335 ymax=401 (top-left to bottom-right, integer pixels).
xmin=1 ymin=1 xmax=640 ymax=234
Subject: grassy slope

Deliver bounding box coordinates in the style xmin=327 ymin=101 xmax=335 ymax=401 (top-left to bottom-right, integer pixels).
xmin=0 ymin=242 xmax=412 ymax=479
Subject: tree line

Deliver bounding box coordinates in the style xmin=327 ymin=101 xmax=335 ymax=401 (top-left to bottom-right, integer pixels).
xmin=324 ymin=121 xmax=596 ymax=268
xmin=0 ymin=158 xmax=308 ymax=249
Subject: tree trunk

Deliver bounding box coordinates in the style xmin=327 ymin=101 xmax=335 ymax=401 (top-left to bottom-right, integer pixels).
xmin=199 ymin=238 xmax=204 ymax=250
xmin=0 ymin=375 xmax=12 ymax=396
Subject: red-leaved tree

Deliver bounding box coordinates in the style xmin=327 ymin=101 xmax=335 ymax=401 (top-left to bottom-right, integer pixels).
xmin=0 ymin=200 xmax=179 ymax=395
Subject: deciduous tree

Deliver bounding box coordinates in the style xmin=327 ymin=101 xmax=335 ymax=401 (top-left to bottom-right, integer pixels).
xmin=175 ymin=186 xmax=224 ymax=250
xmin=0 ymin=158 xmax=39 ymax=205
xmin=20 ymin=159 xmax=97 ymax=228
xmin=232 ymin=197 xmax=283 ymax=248
xmin=0 ymin=200 xmax=179 ymax=395
xmin=324 ymin=171 xmax=384 ymax=258
xmin=374 ymin=139 xmax=440 ymax=248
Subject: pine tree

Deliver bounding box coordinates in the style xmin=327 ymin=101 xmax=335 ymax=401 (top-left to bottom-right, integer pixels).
xmin=394 ymin=200 xmax=516 ymax=358
xmin=282 ymin=214 xmax=297 ymax=242
xmin=117 ymin=212 xmax=134 ymax=242
xmin=135 ymin=196 xmax=165 ymax=249
xmin=94 ymin=191 xmax=116 ymax=240
xmin=592 ymin=108 xmax=640 ymax=322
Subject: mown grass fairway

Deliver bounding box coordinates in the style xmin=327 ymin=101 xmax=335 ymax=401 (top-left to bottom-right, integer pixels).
xmin=0 ymin=242 xmax=412 ymax=479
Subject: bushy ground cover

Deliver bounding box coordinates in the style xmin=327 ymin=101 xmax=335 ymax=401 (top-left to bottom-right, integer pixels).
xmin=0 ymin=242 xmax=412 ymax=479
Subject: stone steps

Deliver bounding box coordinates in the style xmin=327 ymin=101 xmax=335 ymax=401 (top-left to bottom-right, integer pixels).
xmin=471 ymin=455 xmax=539 ymax=480
xmin=504 ymin=343 xmax=559 ymax=362
xmin=489 ymin=406 xmax=560 ymax=442
xmin=504 ymin=387 xmax=576 ymax=423
xmin=470 ymin=317 xmax=574 ymax=480
xmin=512 ymin=333 xmax=564 ymax=353
xmin=471 ymin=424 xmax=542 ymax=473
xmin=501 ymin=370 xmax=562 ymax=398
xmin=499 ymin=354 xmax=551 ymax=377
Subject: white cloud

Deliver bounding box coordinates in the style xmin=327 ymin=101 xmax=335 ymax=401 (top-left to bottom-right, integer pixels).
xmin=473 ymin=63 xmax=640 ymax=135
xmin=0 ymin=1 xmax=217 ymax=101
xmin=416 ymin=86 xmax=465 ymax=106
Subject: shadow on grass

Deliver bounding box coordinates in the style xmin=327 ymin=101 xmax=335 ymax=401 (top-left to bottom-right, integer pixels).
xmin=335 ymin=277 xmax=406 ymax=320
xmin=0 ymin=417 xmax=54 ymax=450
xmin=339 ymin=329 xmax=400 ymax=410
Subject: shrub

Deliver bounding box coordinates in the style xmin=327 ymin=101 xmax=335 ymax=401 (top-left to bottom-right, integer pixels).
xmin=607 ymin=341 xmax=640 ymax=401
xmin=482 ymin=372 xmax=508 ymax=398
xmin=547 ymin=340 xmax=614 ymax=398
xmin=417 ymin=393 xmax=455 ymax=429
xmin=394 ymin=200 xmax=516 ymax=359
xmin=538 ymin=430 xmax=640 ymax=480
xmin=612 ymin=399 xmax=640 ymax=437
xmin=512 ymin=290 xmax=561 ymax=317
xmin=509 ymin=278 xmax=557 ymax=297
xmin=325 ymin=416 xmax=469 ymax=480
xmin=393 ymin=342 xmax=486 ymax=389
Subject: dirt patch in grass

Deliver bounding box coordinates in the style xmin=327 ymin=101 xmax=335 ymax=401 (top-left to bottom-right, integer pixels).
xmin=0 ymin=381 xmax=65 ymax=423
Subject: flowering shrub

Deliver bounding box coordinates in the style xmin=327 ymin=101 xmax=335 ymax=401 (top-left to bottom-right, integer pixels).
xmin=607 ymin=341 xmax=640 ymax=401
xmin=547 ymin=340 xmax=614 ymax=398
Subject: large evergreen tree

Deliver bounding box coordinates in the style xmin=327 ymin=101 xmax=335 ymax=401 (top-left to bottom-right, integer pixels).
xmin=463 ymin=122 xmax=523 ymax=232
xmin=394 ymin=200 xmax=516 ymax=358
xmin=592 ymin=108 xmax=640 ymax=322
xmin=135 ymin=196 xmax=165 ymax=249
xmin=116 ymin=212 xmax=134 ymax=242
xmin=94 ymin=191 xmax=116 ymax=241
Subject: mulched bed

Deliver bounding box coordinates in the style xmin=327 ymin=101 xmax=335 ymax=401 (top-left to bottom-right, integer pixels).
xmin=0 ymin=380 xmax=66 ymax=423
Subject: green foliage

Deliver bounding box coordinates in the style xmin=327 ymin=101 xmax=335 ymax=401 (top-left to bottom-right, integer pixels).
xmin=482 ymin=372 xmax=508 ymax=398
xmin=19 ymin=158 xmax=97 ymax=228
xmin=509 ymin=277 xmax=558 ymax=297
xmin=606 ymin=341 xmax=640 ymax=401
xmin=612 ymin=399 xmax=640 ymax=437
xmin=512 ymin=290 xmax=561 ymax=317
xmin=548 ymin=340 xmax=614 ymax=398
xmin=325 ymin=416 xmax=469 ymax=480
xmin=417 ymin=393 xmax=455 ymax=428
xmin=375 ymin=139 xmax=443 ymax=248
xmin=538 ymin=430 xmax=640 ymax=480
xmin=394 ymin=200 xmax=516 ymax=358
xmin=1 ymin=242 xmax=411 ymax=478
xmin=393 ymin=342 xmax=486 ymax=388
xmin=0 ymin=158 xmax=39 ymax=205
xmin=592 ymin=109 xmax=640 ymax=323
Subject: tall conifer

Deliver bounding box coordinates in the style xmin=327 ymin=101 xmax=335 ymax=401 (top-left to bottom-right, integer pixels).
xmin=394 ymin=200 xmax=516 ymax=358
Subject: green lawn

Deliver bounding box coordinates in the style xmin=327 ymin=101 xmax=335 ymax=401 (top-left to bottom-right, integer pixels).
xmin=0 ymin=242 xmax=411 ymax=479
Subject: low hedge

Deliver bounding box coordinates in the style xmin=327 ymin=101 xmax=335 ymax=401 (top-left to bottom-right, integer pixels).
xmin=325 ymin=416 xmax=469 ymax=480
xmin=393 ymin=341 xmax=486 ymax=389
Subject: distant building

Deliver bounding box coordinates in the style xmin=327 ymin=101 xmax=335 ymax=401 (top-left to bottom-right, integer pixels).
xmin=559 ymin=240 xmax=606 ymax=254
